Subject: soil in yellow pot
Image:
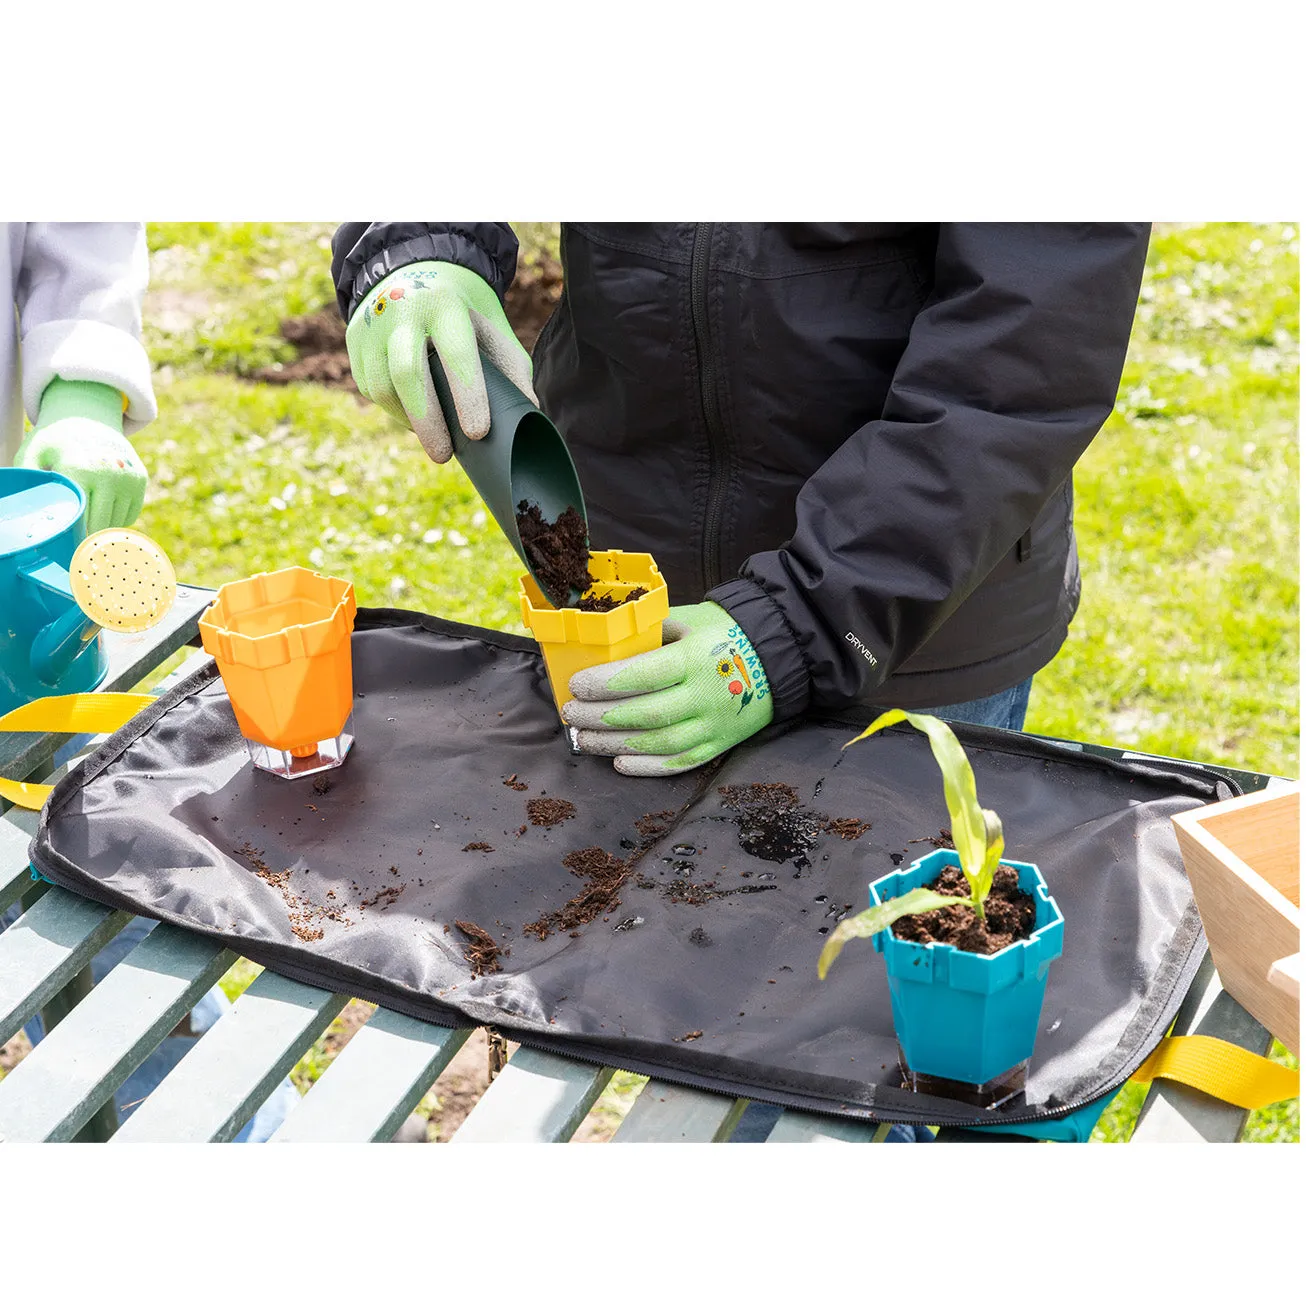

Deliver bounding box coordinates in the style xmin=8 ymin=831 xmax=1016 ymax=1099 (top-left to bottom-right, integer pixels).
xmin=520 ymin=550 xmax=668 ymax=720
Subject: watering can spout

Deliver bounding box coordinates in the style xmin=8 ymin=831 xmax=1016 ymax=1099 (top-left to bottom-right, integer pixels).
xmin=427 ymin=348 xmax=589 ymax=607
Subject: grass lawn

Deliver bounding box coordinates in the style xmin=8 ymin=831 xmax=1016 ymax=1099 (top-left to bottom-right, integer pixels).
xmin=131 ymin=221 xmax=1297 ymax=1142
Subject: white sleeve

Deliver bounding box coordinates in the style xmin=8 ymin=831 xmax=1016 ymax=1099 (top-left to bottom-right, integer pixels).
xmin=15 ymin=222 xmax=158 ymax=434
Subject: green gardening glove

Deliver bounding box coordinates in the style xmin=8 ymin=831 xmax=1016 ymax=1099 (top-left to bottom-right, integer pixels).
xmin=562 ymin=602 xmax=775 ymax=776
xmin=345 ymin=260 xmax=536 ymax=464
xmin=16 ymin=379 xmax=148 ymax=533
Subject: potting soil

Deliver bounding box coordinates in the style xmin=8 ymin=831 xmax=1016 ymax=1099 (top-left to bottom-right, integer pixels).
xmin=29 ymin=610 xmax=1239 ymax=1131
xmin=891 ymin=864 xmax=1037 ymax=954
xmin=515 ymin=500 xmax=592 ymax=606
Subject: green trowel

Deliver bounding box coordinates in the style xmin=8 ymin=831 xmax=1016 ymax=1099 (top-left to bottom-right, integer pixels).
xmin=427 ymin=348 xmax=588 ymax=608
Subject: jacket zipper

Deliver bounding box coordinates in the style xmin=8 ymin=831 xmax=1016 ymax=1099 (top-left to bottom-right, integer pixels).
xmin=689 ymin=222 xmax=729 ymax=592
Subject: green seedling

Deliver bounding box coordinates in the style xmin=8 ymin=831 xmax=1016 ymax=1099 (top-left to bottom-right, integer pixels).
xmin=818 ymin=710 xmax=1006 ymax=980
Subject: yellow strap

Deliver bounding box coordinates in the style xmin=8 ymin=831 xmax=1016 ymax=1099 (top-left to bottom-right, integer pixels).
xmin=0 ymin=693 xmax=154 ymax=810
xmin=1129 ymin=1034 xmax=1299 ymax=1110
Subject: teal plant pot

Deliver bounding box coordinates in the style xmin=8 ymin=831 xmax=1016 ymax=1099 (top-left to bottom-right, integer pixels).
xmin=870 ymin=848 xmax=1063 ymax=1104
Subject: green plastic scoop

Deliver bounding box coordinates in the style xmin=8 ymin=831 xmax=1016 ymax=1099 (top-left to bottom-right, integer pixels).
xmin=427 ymin=348 xmax=588 ymax=607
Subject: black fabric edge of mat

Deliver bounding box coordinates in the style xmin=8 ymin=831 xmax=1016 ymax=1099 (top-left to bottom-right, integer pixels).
xmin=26 ymin=608 xmax=1242 ymax=1127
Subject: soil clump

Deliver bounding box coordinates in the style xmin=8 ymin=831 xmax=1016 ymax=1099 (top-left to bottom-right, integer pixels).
xmin=824 ymin=816 xmax=871 ymax=840
xmin=455 ymin=920 xmax=508 ymax=976
xmin=891 ymin=864 xmax=1035 ymax=955
xmin=634 ymin=809 xmax=677 ymax=841
xmin=523 ymin=846 xmax=631 ymax=940
xmin=910 ymin=828 xmax=955 ymax=850
xmin=527 ymin=797 xmax=577 ymax=828
xmin=359 ymin=883 xmax=405 ymax=911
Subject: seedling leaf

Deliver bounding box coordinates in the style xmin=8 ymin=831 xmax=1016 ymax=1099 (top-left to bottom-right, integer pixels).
xmin=817 ymin=888 xmax=961 ymax=979
xmin=845 ymin=710 xmax=987 ymax=883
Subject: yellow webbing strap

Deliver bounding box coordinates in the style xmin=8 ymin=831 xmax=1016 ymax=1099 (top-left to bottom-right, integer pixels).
xmin=0 ymin=693 xmax=154 ymax=810
xmin=1129 ymin=1034 xmax=1299 ymax=1110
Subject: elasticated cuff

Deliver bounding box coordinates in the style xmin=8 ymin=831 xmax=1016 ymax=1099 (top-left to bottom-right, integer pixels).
xmin=337 ymin=227 xmax=519 ymax=321
xmin=707 ymin=576 xmax=813 ymax=725
xmin=21 ymin=318 xmax=157 ymax=435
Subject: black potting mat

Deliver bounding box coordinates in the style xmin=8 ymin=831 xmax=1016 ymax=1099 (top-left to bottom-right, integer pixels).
xmin=30 ymin=611 xmax=1236 ymax=1130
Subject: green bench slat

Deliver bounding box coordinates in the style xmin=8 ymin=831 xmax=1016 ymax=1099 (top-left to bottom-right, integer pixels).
xmin=0 ymin=922 xmax=233 ymax=1142
xmin=765 ymin=1110 xmax=880 ymax=1143
xmin=1130 ymin=953 xmax=1276 ymax=1143
xmin=271 ymin=1009 xmax=473 ymax=1143
xmin=451 ymin=1044 xmax=613 ymax=1143
xmin=0 ymin=886 xmax=130 ymax=1045
xmin=111 ymin=969 xmax=349 ymax=1143
xmin=611 ymin=1081 xmax=748 ymax=1142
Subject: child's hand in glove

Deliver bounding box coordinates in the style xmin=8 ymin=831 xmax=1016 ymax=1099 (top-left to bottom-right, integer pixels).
xmin=17 ymin=379 xmax=147 ymax=532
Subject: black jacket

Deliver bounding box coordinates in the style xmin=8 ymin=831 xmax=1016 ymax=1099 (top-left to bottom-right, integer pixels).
xmin=333 ymin=222 xmax=1150 ymax=723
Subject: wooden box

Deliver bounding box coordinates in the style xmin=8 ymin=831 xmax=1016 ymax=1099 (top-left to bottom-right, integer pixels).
xmin=1172 ymin=783 xmax=1300 ymax=1056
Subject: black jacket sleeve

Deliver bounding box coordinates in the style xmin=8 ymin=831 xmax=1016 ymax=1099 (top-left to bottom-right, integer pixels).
xmin=707 ymin=222 xmax=1151 ymax=724
xmin=330 ymin=223 xmax=520 ymax=321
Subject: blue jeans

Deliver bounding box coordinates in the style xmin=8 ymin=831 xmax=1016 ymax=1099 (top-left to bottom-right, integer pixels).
xmin=730 ymin=677 xmax=1034 ymax=1143
xmin=922 ymin=678 xmax=1032 ymax=732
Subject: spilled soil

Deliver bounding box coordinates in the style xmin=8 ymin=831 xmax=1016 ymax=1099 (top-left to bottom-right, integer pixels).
xmin=518 ymin=785 xmax=876 ymax=945
xmin=231 ymin=769 xmax=874 ymax=1042
xmin=234 ymin=842 xmax=354 ymax=943
xmin=526 ymin=797 xmax=577 ymax=828
xmin=825 ymin=816 xmax=872 ymax=840
xmin=717 ymin=782 xmax=829 ymax=869
xmin=634 ymin=810 xmax=677 ymax=840
xmin=909 ymin=828 xmax=955 ymax=851
xmin=524 ymin=846 xmax=632 ymax=940
xmin=359 ymin=883 xmax=406 ymax=912
xmin=456 ymin=920 xmax=508 ymax=977
xmin=891 ymin=864 xmax=1035 ymax=955
xmin=234 ymin=837 xmax=414 ymax=943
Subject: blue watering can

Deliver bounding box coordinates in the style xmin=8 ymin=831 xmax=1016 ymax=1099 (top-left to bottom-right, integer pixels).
xmin=0 ymin=467 xmax=176 ymax=717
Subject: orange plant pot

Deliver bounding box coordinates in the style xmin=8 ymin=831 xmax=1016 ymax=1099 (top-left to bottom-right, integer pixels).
xmin=199 ymin=567 xmax=357 ymax=778
xmin=519 ymin=550 xmax=669 ymax=722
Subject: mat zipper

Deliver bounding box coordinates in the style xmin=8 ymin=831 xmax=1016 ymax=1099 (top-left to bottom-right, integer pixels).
xmin=22 ymin=838 xmax=1206 ymax=1132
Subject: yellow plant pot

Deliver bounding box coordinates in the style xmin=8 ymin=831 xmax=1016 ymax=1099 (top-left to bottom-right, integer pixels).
xmin=519 ymin=550 xmax=669 ymax=720
xmin=199 ymin=567 xmax=357 ymax=779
